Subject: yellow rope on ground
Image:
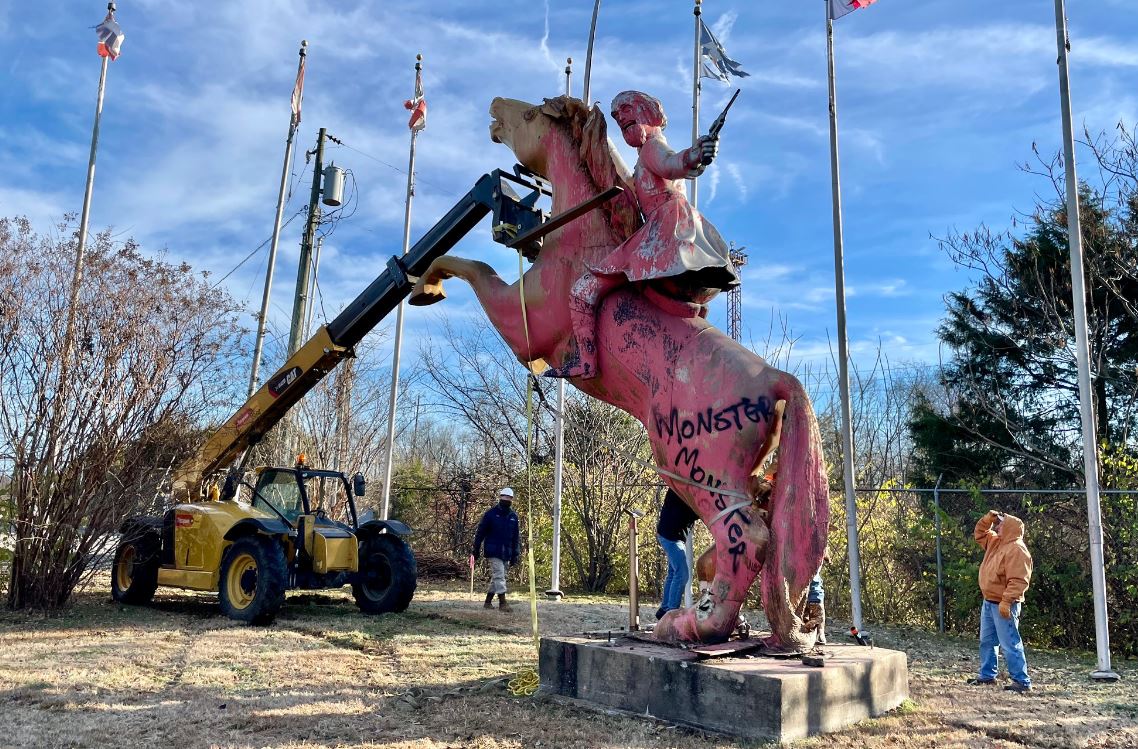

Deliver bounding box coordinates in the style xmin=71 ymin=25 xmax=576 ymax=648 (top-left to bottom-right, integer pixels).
xmin=507 ymin=667 xmax=540 ymax=697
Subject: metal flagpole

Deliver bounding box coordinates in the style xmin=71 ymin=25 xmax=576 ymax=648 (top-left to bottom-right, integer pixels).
xmin=826 ymin=3 xmax=864 ymax=631
xmin=548 ymin=379 xmax=566 ymax=599
xmin=60 ymin=2 xmax=116 ymax=417
xmin=582 ymin=0 xmax=601 ymax=104
xmin=1052 ymin=0 xmax=1119 ymax=682
xmin=689 ymin=0 xmax=702 ymax=209
xmin=681 ymin=0 xmax=704 ymax=605
xmin=249 ymin=40 xmax=307 ymax=397
xmin=381 ymin=54 xmax=423 ymax=521
xmin=547 ymin=64 xmax=573 ymax=600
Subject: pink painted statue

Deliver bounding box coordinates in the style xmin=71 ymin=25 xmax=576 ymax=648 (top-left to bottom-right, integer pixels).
xmin=410 ymin=94 xmax=828 ymax=650
xmin=547 ymin=90 xmax=739 ymax=379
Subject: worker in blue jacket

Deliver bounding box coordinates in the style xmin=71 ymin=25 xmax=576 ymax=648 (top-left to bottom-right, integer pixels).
xmin=473 ymin=487 xmax=521 ymax=611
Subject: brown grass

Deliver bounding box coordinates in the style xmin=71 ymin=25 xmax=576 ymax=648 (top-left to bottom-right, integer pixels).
xmin=1 ymin=578 xmax=1135 ymax=748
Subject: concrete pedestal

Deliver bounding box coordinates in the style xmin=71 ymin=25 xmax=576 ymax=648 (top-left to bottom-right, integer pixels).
xmin=539 ymin=635 xmax=908 ymax=743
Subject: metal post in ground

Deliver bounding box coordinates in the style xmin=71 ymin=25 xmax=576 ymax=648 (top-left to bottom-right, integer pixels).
xmin=627 ymin=508 xmax=644 ymax=631
xmin=933 ymin=474 xmax=945 ymax=634
xmin=684 ymin=529 xmax=694 ymax=607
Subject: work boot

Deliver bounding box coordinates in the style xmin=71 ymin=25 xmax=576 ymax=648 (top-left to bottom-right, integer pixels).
xmin=484 ymin=592 xmax=495 ymax=609
xmin=966 ymin=677 xmax=996 ymax=686
xmin=498 ymin=593 xmax=512 ymax=612
xmin=1004 ymin=682 xmax=1032 ymax=693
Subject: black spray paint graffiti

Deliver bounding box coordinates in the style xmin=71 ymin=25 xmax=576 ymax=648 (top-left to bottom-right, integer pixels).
xmin=675 ymin=446 xmax=752 ymax=574
xmin=653 ymin=396 xmax=775 ymax=446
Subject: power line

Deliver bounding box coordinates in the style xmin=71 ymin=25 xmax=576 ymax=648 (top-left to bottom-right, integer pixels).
xmin=209 ymin=208 xmax=306 ymax=290
xmin=328 ymin=140 xmax=461 ymax=199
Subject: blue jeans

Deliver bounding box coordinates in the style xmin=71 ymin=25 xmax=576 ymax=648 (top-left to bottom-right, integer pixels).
xmin=807 ymin=573 xmax=824 ymax=604
xmin=658 ymin=534 xmax=689 ymax=612
xmin=978 ymin=600 xmax=1030 ymax=686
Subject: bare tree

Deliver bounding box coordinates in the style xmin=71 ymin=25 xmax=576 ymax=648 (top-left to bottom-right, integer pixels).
xmin=0 ymin=217 xmax=243 ymax=610
xmin=417 ymin=315 xmax=658 ymax=592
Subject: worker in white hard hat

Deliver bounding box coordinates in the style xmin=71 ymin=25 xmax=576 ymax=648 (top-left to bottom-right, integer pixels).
xmin=472 ymin=487 xmax=520 ymax=611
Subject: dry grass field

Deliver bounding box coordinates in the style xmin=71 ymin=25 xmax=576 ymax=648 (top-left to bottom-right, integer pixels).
xmin=1 ymin=578 xmax=1135 ymax=748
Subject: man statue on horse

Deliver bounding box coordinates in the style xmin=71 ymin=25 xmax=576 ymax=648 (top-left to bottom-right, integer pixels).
xmin=544 ymin=90 xmax=740 ymax=380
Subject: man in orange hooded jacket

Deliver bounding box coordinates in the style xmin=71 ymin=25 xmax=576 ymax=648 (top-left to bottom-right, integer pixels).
xmin=969 ymin=510 xmax=1033 ymax=692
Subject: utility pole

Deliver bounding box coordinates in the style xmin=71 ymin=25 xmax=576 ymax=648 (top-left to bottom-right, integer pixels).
xmin=288 ymin=127 xmax=327 ymax=357
xmin=303 ymin=235 xmax=324 ymax=341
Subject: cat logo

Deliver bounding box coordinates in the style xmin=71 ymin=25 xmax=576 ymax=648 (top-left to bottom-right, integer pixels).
xmin=267 ymin=366 xmax=302 ymax=398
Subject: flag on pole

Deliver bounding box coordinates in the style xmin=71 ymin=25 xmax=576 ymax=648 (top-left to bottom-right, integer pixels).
xmin=95 ymin=11 xmax=125 ymax=60
xmin=403 ymin=65 xmax=427 ymax=132
xmin=291 ymin=54 xmax=306 ymax=126
xmin=699 ymin=20 xmax=749 ymax=82
xmin=829 ymin=0 xmax=877 ymax=21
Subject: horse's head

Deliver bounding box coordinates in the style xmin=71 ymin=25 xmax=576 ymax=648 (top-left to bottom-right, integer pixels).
xmin=489 ymin=97 xmax=559 ymax=176
xmin=490 ymin=95 xmax=641 ymax=245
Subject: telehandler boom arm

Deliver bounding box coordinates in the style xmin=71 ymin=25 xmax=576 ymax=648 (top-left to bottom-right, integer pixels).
xmin=172 ymin=168 xmax=552 ymax=499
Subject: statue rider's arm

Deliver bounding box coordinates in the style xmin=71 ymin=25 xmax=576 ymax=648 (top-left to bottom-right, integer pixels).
xmin=641 ymin=137 xmax=708 ymax=181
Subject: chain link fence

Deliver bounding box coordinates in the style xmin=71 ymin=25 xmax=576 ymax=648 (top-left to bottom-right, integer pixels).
xmin=823 ymin=486 xmax=1138 ymax=657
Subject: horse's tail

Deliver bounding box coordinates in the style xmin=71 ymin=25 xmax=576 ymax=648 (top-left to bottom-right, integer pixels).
xmin=759 ymin=372 xmax=829 ymax=650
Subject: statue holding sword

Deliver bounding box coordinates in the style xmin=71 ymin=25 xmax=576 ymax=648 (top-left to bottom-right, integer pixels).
xmin=544 ymin=89 xmax=743 ymax=380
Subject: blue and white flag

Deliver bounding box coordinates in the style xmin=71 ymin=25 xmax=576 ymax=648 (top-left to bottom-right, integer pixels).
xmin=699 ymin=20 xmax=749 ymax=82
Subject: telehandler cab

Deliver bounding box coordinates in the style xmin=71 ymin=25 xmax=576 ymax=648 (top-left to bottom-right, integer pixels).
xmin=110 ymin=167 xmax=580 ymax=624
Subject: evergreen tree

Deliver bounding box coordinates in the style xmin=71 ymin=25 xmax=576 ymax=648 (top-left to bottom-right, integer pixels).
xmin=912 ymin=180 xmax=1138 ymax=486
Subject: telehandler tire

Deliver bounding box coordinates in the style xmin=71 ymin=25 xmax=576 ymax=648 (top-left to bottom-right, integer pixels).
xmin=219 ymin=536 xmax=288 ymax=625
xmin=353 ymin=534 xmax=417 ymax=614
xmin=111 ymin=536 xmax=160 ymax=605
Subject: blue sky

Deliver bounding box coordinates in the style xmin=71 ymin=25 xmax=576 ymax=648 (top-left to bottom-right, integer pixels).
xmin=3 ymin=0 xmax=1137 ymax=389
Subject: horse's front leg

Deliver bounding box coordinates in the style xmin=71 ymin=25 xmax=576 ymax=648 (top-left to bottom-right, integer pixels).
xmin=655 ymin=504 xmax=769 ymax=644
xmin=409 ymin=256 xmax=471 ymax=306
xmin=407 ymin=255 xmax=551 ymax=367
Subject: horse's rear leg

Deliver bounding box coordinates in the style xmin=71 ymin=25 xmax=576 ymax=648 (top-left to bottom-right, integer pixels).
xmin=655 ymin=505 xmax=769 ymax=644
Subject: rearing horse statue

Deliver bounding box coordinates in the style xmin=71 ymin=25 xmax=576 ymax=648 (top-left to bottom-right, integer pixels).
xmin=410 ymin=95 xmax=829 ymax=650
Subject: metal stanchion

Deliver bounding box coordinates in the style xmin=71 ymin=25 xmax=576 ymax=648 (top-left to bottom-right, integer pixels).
xmin=626 ymin=508 xmax=645 ymax=630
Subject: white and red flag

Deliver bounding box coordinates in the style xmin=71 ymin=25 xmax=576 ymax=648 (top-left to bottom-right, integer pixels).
xmin=829 ymin=0 xmax=877 ymax=21
xmin=291 ymin=54 xmax=306 ymax=126
xmin=404 ymin=66 xmax=427 ymax=132
xmin=95 ymin=11 xmax=124 ymax=60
